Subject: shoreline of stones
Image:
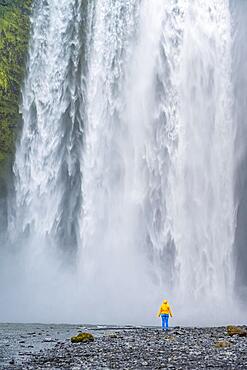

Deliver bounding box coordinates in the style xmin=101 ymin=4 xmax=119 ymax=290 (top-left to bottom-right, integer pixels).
xmin=10 ymin=326 xmax=247 ymax=369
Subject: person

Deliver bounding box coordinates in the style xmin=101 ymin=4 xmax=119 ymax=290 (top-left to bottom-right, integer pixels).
xmin=157 ymin=299 xmax=173 ymax=330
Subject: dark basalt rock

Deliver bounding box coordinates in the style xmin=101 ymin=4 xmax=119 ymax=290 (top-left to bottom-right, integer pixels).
xmin=8 ymin=326 xmax=247 ymax=369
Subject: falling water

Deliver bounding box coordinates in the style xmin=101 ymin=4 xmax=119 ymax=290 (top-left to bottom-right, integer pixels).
xmin=1 ymin=0 xmax=246 ymax=325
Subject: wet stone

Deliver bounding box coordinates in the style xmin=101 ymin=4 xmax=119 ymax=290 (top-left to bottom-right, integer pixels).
xmin=1 ymin=326 xmax=247 ymax=369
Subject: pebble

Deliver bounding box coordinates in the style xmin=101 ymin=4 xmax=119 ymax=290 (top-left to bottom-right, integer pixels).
xmin=43 ymin=337 xmax=56 ymax=343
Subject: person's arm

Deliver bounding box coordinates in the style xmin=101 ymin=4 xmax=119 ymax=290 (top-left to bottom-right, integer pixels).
xmin=169 ymin=306 xmax=173 ymax=317
xmin=157 ymin=306 xmax=161 ymax=317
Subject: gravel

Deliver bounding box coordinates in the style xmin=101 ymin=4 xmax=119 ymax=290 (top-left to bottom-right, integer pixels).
xmin=0 ymin=327 xmax=247 ymax=370
xmin=2 ymin=326 xmax=246 ymax=369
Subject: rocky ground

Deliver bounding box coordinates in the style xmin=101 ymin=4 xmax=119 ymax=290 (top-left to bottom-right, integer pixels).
xmin=1 ymin=325 xmax=247 ymax=369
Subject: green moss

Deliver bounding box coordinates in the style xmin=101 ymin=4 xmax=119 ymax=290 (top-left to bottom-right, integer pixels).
xmin=71 ymin=332 xmax=95 ymax=343
xmin=227 ymin=325 xmax=247 ymax=337
xmin=0 ymin=70 xmax=9 ymax=89
xmin=214 ymin=340 xmax=231 ymax=349
xmin=0 ymin=0 xmax=32 ymax=175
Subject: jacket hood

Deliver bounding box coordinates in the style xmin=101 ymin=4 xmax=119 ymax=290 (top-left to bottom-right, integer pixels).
xmin=163 ymin=300 xmax=168 ymax=304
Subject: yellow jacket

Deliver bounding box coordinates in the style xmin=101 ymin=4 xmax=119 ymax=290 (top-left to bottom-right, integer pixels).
xmin=157 ymin=300 xmax=173 ymax=317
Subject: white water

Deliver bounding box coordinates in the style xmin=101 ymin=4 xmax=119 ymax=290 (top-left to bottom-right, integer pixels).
xmin=1 ymin=0 xmax=246 ymax=325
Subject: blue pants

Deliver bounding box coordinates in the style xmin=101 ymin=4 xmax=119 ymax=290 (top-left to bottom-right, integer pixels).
xmin=161 ymin=314 xmax=169 ymax=330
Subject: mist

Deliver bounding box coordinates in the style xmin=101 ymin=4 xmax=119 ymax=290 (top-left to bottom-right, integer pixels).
xmin=0 ymin=0 xmax=247 ymax=326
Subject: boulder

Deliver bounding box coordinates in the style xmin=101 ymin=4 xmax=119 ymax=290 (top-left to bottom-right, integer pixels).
xmin=227 ymin=326 xmax=247 ymax=337
xmin=214 ymin=340 xmax=231 ymax=349
xmin=108 ymin=332 xmax=118 ymax=338
xmin=71 ymin=332 xmax=94 ymax=343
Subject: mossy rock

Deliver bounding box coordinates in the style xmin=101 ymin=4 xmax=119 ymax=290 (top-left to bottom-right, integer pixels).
xmin=108 ymin=332 xmax=118 ymax=339
xmin=214 ymin=340 xmax=231 ymax=349
xmin=71 ymin=332 xmax=94 ymax=344
xmin=227 ymin=325 xmax=247 ymax=337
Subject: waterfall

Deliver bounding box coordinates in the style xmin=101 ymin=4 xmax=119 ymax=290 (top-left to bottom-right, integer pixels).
xmin=10 ymin=0 xmax=84 ymax=250
xmin=1 ymin=0 xmax=246 ymax=325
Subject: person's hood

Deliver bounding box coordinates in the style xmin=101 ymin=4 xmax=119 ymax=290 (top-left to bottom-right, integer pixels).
xmin=163 ymin=300 xmax=168 ymax=304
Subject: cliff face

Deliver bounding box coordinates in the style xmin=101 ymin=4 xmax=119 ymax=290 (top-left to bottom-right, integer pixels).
xmin=0 ymin=0 xmax=32 ymax=196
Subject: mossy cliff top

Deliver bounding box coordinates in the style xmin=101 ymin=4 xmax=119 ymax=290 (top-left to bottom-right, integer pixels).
xmin=0 ymin=0 xmax=32 ymax=195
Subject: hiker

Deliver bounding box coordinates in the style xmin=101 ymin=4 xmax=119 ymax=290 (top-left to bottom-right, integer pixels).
xmin=157 ymin=299 xmax=173 ymax=330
